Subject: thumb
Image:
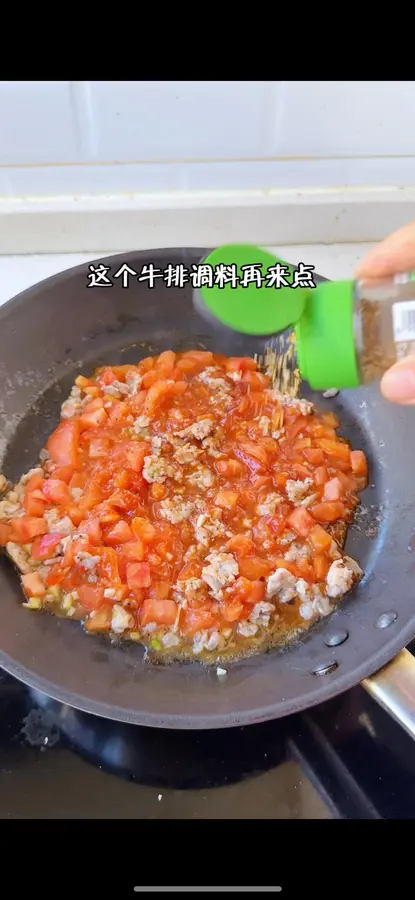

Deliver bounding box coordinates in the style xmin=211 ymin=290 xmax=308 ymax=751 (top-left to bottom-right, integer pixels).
xmin=381 ymin=356 xmax=415 ymax=404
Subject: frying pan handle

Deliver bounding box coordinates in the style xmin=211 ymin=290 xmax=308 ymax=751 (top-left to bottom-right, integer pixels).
xmin=362 ymin=649 xmax=415 ymax=740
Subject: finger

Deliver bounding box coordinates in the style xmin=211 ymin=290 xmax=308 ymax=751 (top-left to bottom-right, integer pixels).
xmin=380 ymin=357 xmax=415 ymax=404
xmin=355 ymin=221 xmax=415 ymax=279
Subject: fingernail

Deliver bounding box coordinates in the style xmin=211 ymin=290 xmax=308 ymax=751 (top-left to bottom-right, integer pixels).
xmin=381 ymin=364 xmax=415 ymax=403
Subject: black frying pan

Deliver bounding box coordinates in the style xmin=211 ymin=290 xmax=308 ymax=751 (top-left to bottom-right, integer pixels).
xmin=1 ymin=247 xmax=415 ymax=734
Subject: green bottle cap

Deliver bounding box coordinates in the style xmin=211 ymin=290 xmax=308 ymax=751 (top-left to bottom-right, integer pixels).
xmin=198 ymin=244 xmax=361 ymax=391
xmin=295 ymin=279 xmax=360 ymax=390
xmin=199 ymin=244 xmax=308 ymax=335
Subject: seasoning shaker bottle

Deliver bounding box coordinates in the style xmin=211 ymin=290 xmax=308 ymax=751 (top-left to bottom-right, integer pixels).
xmin=195 ymin=244 xmax=415 ymax=391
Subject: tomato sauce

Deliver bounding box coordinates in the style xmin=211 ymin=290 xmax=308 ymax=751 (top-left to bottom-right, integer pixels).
xmin=0 ymin=350 xmax=368 ymax=662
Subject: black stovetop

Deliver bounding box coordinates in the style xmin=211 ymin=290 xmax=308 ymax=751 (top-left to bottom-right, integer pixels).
xmin=2 ymin=648 xmax=415 ymax=819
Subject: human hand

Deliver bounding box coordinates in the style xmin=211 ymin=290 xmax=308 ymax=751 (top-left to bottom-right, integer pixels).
xmin=355 ymin=221 xmax=415 ymax=404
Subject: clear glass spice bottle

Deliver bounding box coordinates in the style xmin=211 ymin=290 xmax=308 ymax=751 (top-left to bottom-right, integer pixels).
xmin=294 ymin=272 xmax=415 ymax=391
xmin=196 ymin=245 xmax=415 ymax=392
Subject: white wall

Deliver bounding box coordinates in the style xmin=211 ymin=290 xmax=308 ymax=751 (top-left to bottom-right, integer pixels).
xmin=1 ymin=80 xmax=414 ymax=197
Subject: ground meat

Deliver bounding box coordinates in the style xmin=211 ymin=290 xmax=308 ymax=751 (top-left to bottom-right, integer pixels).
xmin=256 ymin=493 xmax=282 ymax=516
xmin=142 ymin=454 xmax=175 ymax=484
xmin=266 ymin=568 xmax=297 ymax=603
xmin=201 ymin=552 xmax=239 ymax=598
xmin=326 ymin=557 xmax=362 ymax=598
xmin=159 ymin=498 xmax=194 ymax=524
xmin=176 ymin=419 xmax=213 ymax=441
xmin=285 ymin=478 xmax=313 ymax=503
xmin=173 ymin=443 xmax=202 ymax=465
xmin=188 ymin=466 xmax=215 ymax=489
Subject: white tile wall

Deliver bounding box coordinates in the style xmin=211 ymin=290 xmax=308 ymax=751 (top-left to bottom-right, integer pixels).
xmin=0 ymin=81 xmax=414 ymax=197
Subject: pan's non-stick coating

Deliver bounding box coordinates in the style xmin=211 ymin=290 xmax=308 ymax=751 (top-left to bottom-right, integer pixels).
xmin=0 ymin=248 xmax=414 ymax=729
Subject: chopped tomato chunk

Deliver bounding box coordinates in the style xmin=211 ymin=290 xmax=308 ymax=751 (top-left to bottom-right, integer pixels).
xmin=22 ymin=573 xmax=46 ymax=598
xmin=350 ymin=450 xmax=368 ymax=480
xmin=31 ymin=533 xmax=63 ymax=561
xmin=78 ymin=585 xmax=105 ymax=611
xmin=9 ymin=516 xmax=47 ymax=543
xmin=308 ymin=524 xmax=333 ymax=553
xmin=126 ymin=561 xmax=151 ymax=590
xmin=140 ymin=597 xmax=177 ymax=627
xmin=47 ymin=418 xmax=80 ymax=468
xmin=287 ymin=506 xmax=315 ymax=537
xmin=310 ymin=501 xmax=346 ymax=523
xmin=0 ymin=523 xmax=11 ymax=546
xmin=323 ymin=477 xmax=345 ymax=502
xmin=105 ymin=520 xmax=134 ymax=545
xmin=181 ymin=608 xmax=219 ymax=637
xmin=42 ymin=478 xmax=71 ymax=506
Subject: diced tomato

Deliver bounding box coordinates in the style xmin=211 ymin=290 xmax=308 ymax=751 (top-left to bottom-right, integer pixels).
xmin=120 ymin=540 xmax=145 ymax=560
xmin=31 ymin=533 xmax=63 ymax=561
xmin=350 ymin=450 xmax=368 ymax=480
xmin=294 ymin=557 xmax=316 ymax=584
xmin=140 ymin=597 xmax=177 ymax=627
xmin=78 ymin=584 xmax=105 ymax=610
xmin=67 ymin=505 xmax=86 ymax=526
xmin=181 ymin=608 xmax=219 ymax=637
xmin=9 ymin=516 xmax=47 ymax=543
xmin=99 ymin=547 xmax=120 ymax=583
xmin=316 ymin=438 xmax=350 ymax=463
xmin=107 ymin=490 xmax=137 ymax=511
xmin=313 ymin=554 xmax=330 ymax=581
xmin=24 ymin=492 xmax=48 ymax=516
xmin=126 ymin=561 xmax=151 ymax=590
xmin=238 ymin=556 xmax=272 ymax=579
xmin=303 ymin=448 xmax=325 ymax=466
xmin=47 ymin=418 xmax=80 ymax=468
xmin=323 ymin=477 xmax=345 ymax=502
xmin=216 ymin=459 xmax=245 ymax=478
xmin=96 ymin=367 xmax=117 ymax=386
xmin=131 ymin=517 xmax=156 ymax=543
xmin=215 ymin=490 xmax=239 ymax=510
xmin=273 ymin=472 xmax=289 ymax=490
xmin=83 ymin=386 xmax=102 ymax=399
xmin=89 ymin=437 xmax=111 ymax=459
xmin=80 ymin=408 xmax=107 ymax=430
xmin=234 ymin=441 xmax=268 ymax=473
xmin=45 ymin=564 xmax=68 ymax=587
xmin=22 ymin=572 xmax=46 ymax=598
xmin=335 ymin=471 xmax=358 ymax=493
xmin=0 ymin=523 xmax=11 ymax=546
xmin=231 ymin=577 xmax=266 ymax=606
xmin=241 ymin=371 xmax=269 ymax=389
xmin=75 ymin=375 xmax=93 ymax=389
xmin=144 ymin=380 xmax=186 ymax=416
xmin=84 ymin=604 xmax=113 ymax=632
xmin=294 ymin=437 xmax=311 ymax=451
xmin=150 ymin=483 xmax=167 ymax=501
xmin=105 ymin=520 xmax=134 ymax=545
xmin=81 ymin=518 xmax=102 ymax=546
xmin=42 ymin=478 xmax=71 ymax=506
xmin=53 ymin=466 xmax=74 ymax=484
xmin=308 ymin=524 xmax=333 ymax=553
xmin=24 ymin=473 xmax=44 ymax=494
xmin=221 ymin=600 xmax=244 ymax=622
xmin=287 ymin=506 xmax=315 ymax=537
xmin=155 ymin=350 xmax=176 ymax=375
xmin=314 ymin=466 xmax=329 ymax=485
xmin=225 ymin=356 xmax=257 ymax=372
xmin=310 ymin=501 xmax=346 ymax=523
xmin=226 ymin=534 xmax=255 ymax=558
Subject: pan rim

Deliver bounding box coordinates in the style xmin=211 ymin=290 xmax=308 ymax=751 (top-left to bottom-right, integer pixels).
xmin=0 ymin=245 xmax=414 ymax=729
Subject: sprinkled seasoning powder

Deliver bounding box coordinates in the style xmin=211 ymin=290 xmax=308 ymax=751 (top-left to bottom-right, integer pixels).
xmin=255 ymin=331 xmax=300 ymax=396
